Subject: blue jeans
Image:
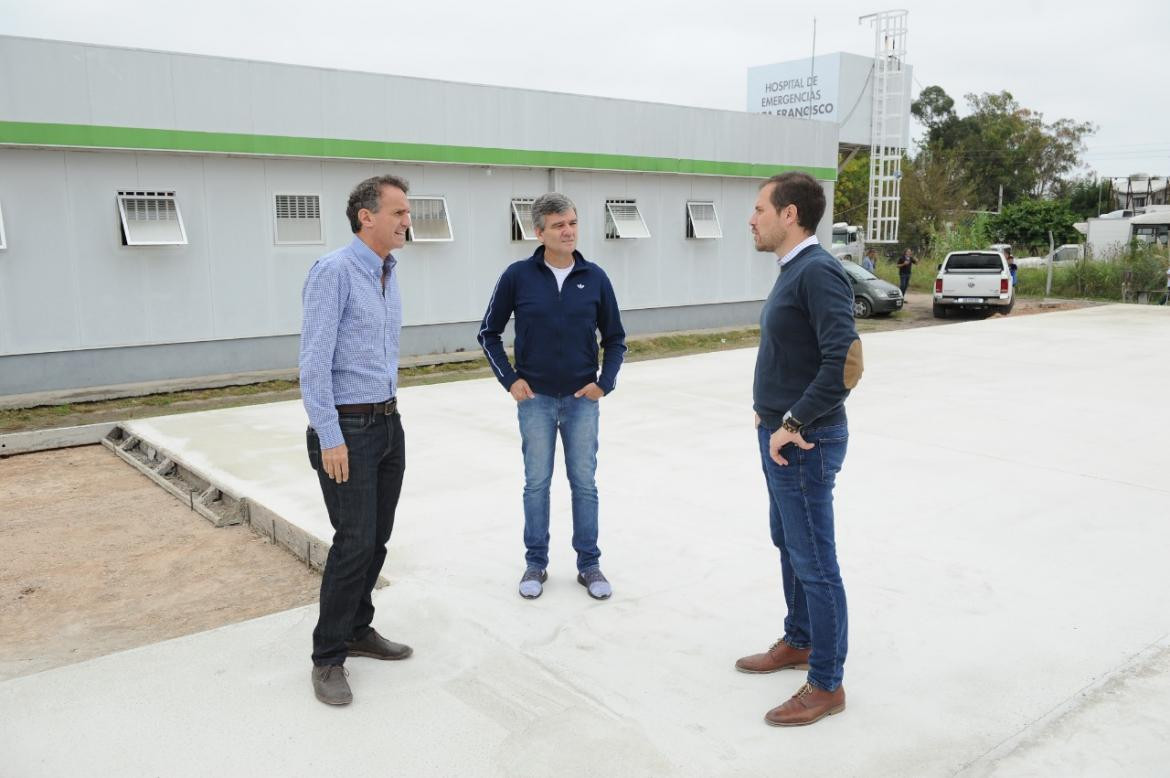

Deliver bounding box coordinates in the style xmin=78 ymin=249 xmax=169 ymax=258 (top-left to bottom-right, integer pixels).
xmin=757 ymin=422 xmax=849 ymax=691
xmin=517 ymin=393 xmax=600 ymax=572
xmin=307 ymin=411 xmax=405 ymax=666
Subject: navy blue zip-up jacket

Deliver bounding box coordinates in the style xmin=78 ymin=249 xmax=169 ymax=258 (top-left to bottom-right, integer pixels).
xmin=753 ymin=243 xmax=864 ymax=429
xmin=478 ymin=246 xmax=627 ymax=397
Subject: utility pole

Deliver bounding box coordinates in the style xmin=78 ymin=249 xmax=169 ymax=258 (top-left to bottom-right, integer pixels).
xmin=1053 ymin=229 xmax=1062 ymax=298
xmin=810 ymin=17 xmax=817 ymax=80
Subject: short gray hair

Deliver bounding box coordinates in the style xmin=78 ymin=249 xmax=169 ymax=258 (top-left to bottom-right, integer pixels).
xmin=531 ymin=192 xmax=577 ymax=231
xmin=347 ymin=174 xmax=410 ymax=233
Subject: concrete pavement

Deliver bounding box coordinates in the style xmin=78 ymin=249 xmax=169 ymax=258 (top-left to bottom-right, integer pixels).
xmin=2 ymin=304 xmax=1168 ymax=777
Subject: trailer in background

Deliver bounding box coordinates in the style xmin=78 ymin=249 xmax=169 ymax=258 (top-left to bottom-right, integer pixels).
xmin=1085 ymin=205 xmax=1170 ymax=259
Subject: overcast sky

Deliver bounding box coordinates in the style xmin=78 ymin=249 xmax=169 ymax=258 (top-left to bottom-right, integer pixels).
xmin=2 ymin=0 xmax=1166 ymax=178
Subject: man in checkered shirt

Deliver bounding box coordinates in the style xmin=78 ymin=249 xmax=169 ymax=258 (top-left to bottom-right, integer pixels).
xmin=299 ymin=175 xmax=413 ymax=706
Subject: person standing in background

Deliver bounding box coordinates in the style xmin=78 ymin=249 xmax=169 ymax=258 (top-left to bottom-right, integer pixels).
xmin=896 ymin=248 xmax=917 ymax=296
xmin=862 ymin=247 xmax=877 ymax=273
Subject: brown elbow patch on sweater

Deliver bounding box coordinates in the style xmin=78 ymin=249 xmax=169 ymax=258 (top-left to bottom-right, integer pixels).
xmin=844 ymin=339 xmax=864 ymax=389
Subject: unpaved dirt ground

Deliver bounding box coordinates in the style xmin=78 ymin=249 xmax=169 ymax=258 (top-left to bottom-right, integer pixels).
xmin=859 ymin=292 xmax=1095 ymax=333
xmin=0 ymin=445 xmax=321 ymax=680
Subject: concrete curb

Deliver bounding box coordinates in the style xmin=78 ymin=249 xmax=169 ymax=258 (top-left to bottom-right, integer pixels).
xmin=98 ymin=424 xmax=380 ymax=585
xmin=0 ymin=422 xmax=118 ymax=457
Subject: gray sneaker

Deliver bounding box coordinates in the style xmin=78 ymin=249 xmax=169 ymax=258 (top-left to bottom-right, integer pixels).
xmin=577 ymin=567 xmax=612 ymax=600
xmin=312 ymin=664 xmax=352 ymax=706
xmin=519 ymin=568 xmax=548 ymax=599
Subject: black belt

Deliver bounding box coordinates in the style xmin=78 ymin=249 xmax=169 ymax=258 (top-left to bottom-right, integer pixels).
xmin=336 ymin=399 xmax=397 ymax=415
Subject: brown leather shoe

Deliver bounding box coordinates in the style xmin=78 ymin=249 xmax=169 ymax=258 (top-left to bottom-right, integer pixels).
xmin=735 ymin=639 xmax=811 ymax=674
xmin=764 ymin=682 xmax=845 ymax=727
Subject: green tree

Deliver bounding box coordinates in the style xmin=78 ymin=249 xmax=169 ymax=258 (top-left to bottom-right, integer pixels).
xmin=833 ymin=150 xmax=870 ymax=224
xmin=908 ymin=87 xmax=1095 ymax=210
xmin=898 ymin=149 xmax=975 ymax=255
xmin=986 ymin=198 xmax=1078 ymax=253
xmin=910 ymin=85 xmax=959 ymax=146
xmin=1052 ymin=176 xmax=1113 ymax=220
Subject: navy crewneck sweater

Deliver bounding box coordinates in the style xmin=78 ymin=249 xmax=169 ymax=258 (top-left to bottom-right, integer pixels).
xmin=753 ymin=243 xmax=864 ymax=429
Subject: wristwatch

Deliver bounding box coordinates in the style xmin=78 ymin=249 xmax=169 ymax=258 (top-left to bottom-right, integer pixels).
xmin=781 ymin=411 xmax=803 ymax=434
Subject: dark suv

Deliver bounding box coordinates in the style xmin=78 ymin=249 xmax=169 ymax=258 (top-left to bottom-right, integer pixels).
xmin=838 ymin=259 xmax=904 ymax=317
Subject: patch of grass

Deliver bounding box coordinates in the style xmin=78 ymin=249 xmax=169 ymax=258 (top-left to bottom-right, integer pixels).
xmin=402 ymin=360 xmax=489 ymax=379
xmin=626 ymin=329 xmax=760 ymax=360
xmin=14 ymin=323 xmax=978 ymax=435
xmin=1 ymin=331 xmax=761 ymax=433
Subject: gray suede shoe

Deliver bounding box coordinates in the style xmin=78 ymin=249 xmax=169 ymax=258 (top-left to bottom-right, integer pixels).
xmin=346 ymin=628 xmax=413 ymax=660
xmin=312 ymin=664 xmax=352 ymax=706
xmin=519 ymin=568 xmax=548 ymax=599
xmin=577 ymin=567 xmax=612 ymax=600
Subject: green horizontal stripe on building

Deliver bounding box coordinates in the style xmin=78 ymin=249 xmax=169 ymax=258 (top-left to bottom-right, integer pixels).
xmin=0 ymin=121 xmax=836 ymax=181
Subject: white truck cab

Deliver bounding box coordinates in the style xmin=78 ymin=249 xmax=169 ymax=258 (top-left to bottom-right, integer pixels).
xmin=933 ymin=250 xmax=1015 ymax=318
xmin=830 ymin=222 xmax=865 ymax=263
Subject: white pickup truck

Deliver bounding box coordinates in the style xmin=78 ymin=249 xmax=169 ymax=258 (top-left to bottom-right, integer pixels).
xmin=933 ymin=250 xmax=1015 ymax=318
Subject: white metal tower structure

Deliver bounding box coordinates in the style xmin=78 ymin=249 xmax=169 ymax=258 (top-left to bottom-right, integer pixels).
xmin=859 ymin=9 xmax=908 ymax=244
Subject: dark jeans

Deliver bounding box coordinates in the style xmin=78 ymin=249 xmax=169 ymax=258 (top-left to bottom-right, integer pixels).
xmin=899 ymin=272 xmax=911 ymax=294
xmin=757 ymin=422 xmax=849 ymax=692
xmin=307 ymin=410 xmax=405 ymax=666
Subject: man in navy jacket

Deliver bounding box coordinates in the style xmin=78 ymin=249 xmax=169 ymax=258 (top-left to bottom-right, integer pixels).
xmin=478 ymin=193 xmax=626 ymax=601
xmin=735 ymin=172 xmax=864 ymax=727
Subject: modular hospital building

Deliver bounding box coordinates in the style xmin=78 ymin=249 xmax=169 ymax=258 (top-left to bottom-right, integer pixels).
xmin=0 ymin=35 xmax=838 ymax=399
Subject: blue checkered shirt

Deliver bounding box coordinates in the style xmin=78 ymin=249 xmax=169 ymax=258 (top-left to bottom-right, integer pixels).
xmin=299 ymin=236 xmax=402 ymax=449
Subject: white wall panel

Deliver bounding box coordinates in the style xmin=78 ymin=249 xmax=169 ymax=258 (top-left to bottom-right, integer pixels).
xmin=384 ymin=78 xmax=447 ymax=146
xmin=406 ymin=164 xmax=473 ymax=325
xmin=499 ymin=89 xmax=553 ymax=156
xmin=203 ymin=156 xmax=273 ymax=337
xmin=322 ymin=70 xmax=387 ymax=144
xmin=130 ymin=154 xmax=214 ymax=345
xmin=663 ymin=178 xmax=707 ymax=304
xmin=0 ymin=38 xmax=90 ymax=125
xmin=65 ymin=151 xmax=150 ymax=348
xmin=171 ymin=55 xmax=254 ymax=135
xmin=248 ymin=63 xmax=324 ymax=139
xmin=0 ymin=150 xmax=79 ymax=354
xmin=85 ymin=48 xmax=176 ymax=130
xmin=441 ymin=83 xmax=503 ymax=151
xmin=619 ymin=173 xmax=665 ymax=309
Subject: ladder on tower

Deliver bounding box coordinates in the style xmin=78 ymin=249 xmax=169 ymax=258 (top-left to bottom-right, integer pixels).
xmin=860 ymin=9 xmax=909 ymax=244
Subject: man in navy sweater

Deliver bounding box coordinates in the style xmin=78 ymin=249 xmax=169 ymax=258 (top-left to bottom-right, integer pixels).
xmin=735 ymin=172 xmax=864 ymax=727
xmin=478 ymin=193 xmax=626 ymax=601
